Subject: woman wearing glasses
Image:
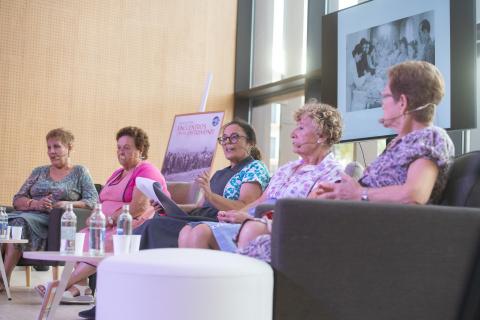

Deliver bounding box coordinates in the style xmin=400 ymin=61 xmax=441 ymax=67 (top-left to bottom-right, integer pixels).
xmin=178 ymin=100 xmax=345 ymax=253
xmin=133 ymin=120 xmax=270 ymax=251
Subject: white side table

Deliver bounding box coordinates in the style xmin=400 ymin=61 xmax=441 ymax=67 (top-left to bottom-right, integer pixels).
xmin=23 ymin=251 xmax=111 ymax=320
xmin=0 ymin=239 xmax=28 ymax=301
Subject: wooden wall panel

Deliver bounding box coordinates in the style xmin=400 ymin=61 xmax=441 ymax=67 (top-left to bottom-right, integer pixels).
xmin=0 ymin=0 xmax=237 ymax=204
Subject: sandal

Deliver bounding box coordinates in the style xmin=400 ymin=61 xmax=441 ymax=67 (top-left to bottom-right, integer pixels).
xmin=34 ymin=281 xmax=58 ymax=299
xmin=60 ymin=284 xmax=94 ymax=305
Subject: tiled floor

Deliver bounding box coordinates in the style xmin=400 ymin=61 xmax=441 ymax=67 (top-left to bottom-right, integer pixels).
xmin=0 ymin=267 xmax=92 ymax=320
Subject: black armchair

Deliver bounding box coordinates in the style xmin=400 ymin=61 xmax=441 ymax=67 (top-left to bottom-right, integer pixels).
xmin=270 ymin=151 xmax=480 ymax=320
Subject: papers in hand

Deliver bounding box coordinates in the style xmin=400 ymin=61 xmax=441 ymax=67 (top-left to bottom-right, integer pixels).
xmin=135 ymin=177 xmax=188 ymax=217
xmin=135 ymin=177 xmax=159 ymax=202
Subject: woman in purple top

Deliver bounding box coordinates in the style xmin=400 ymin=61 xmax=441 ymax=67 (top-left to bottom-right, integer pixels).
xmin=238 ymin=60 xmax=454 ymax=262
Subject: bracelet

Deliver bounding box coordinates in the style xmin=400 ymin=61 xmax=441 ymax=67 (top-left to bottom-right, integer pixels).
xmin=26 ymin=199 xmax=34 ymax=208
xmin=361 ymin=188 xmax=369 ymax=202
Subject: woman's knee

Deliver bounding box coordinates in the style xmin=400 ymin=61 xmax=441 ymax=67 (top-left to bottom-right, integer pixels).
xmin=237 ymin=221 xmax=268 ymax=249
xmin=178 ymin=225 xmax=193 ymax=247
xmin=190 ymin=224 xmax=215 ymax=248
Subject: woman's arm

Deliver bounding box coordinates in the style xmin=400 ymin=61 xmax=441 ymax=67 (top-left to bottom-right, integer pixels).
xmin=127 ymin=187 xmax=151 ymax=219
xmin=204 ymin=182 xmax=263 ymax=211
xmin=217 ymin=189 xmax=270 ymax=224
xmin=53 ymin=166 xmax=99 ymax=210
xmin=315 ymin=158 xmax=439 ymax=204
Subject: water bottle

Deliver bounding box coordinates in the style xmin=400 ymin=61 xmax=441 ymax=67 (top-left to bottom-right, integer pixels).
xmin=60 ymin=203 xmax=76 ymax=254
xmin=89 ymin=203 xmax=106 ymax=256
xmin=0 ymin=207 xmax=8 ymax=239
xmin=117 ymin=204 xmax=132 ymax=235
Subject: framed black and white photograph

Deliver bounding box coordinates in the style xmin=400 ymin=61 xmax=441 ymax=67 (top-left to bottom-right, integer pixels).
xmin=317 ymin=0 xmax=476 ymax=142
xmin=346 ymin=10 xmax=435 ymax=112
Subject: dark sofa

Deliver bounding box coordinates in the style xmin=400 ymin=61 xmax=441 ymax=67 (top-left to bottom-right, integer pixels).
xmin=270 ymin=151 xmax=480 ymax=320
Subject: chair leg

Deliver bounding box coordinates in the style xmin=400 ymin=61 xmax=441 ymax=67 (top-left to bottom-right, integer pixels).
xmin=25 ymin=266 xmax=31 ymax=287
xmin=52 ymin=266 xmax=59 ymax=281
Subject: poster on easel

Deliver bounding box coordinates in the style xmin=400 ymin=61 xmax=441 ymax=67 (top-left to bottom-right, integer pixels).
xmin=161 ymin=111 xmax=224 ymax=182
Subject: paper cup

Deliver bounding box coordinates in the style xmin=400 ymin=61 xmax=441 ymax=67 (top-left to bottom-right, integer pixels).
xmin=129 ymin=235 xmax=141 ymax=253
xmin=11 ymin=226 xmax=22 ymax=240
xmin=75 ymin=233 xmax=85 ymax=255
xmin=113 ymin=235 xmax=131 ymax=255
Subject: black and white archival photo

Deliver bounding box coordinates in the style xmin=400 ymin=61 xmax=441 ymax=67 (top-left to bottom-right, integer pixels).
xmin=346 ymin=10 xmax=435 ymax=112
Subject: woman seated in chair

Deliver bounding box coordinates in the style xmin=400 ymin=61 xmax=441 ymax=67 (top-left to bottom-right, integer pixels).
xmin=134 ymin=120 xmax=271 ymax=250
xmin=178 ymin=100 xmax=345 ymax=253
xmin=238 ymin=60 xmax=455 ymax=262
xmin=0 ymin=128 xmax=98 ymax=292
xmin=37 ymin=126 xmax=168 ymax=304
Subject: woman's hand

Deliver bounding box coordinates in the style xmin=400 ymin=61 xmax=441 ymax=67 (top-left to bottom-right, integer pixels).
xmin=53 ymin=201 xmax=70 ymax=209
xmin=315 ymin=173 xmax=362 ymax=201
xmin=150 ymin=199 xmax=164 ymax=213
xmin=196 ymin=171 xmax=212 ymax=200
xmin=217 ymin=210 xmax=249 ymax=224
xmin=34 ymin=195 xmax=54 ymax=211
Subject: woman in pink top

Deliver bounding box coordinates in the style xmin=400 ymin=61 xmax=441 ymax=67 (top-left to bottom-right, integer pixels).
xmin=36 ymin=126 xmax=169 ymax=303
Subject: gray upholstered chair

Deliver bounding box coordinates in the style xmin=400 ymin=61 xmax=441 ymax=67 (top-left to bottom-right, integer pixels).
xmin=166 ymin=182 xmax=202 ymax=213
xmin=270 ymin=151 xmax=480 ymax=320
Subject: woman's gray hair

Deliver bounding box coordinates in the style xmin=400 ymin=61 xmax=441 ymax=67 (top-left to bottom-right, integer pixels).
xmin=293 ymin=99 xmax=343 ymax=146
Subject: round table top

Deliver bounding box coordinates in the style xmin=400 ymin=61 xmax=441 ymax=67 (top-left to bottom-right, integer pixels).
xmin=23 ymin=251 xmax=113 ymax=263
xmin=0 ymin=239 xmax=28 ymax=244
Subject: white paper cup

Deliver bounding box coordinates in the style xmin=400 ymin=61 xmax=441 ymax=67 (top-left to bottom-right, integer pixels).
xmin=11 ymin=226 xmax=22 ymax=240
xmin=129 ymin=235 xmax=141 ymax=253
xmin=113 ymin=235 xmax=131 ymax=255
xmin=75 ymin=233 xmax=85 ymax=255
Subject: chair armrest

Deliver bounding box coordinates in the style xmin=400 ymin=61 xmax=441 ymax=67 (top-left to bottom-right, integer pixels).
xmin=179 ymin=204 xmax=197 ymax=213
xmin=254 ymin=204 xmax=275 ymax=218
xmin=271 ymin=199 xmax=480 ymax=320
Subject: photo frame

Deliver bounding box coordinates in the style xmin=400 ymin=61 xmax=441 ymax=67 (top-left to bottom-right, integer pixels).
xmin=317 ymin=0 xmax=476 ymax=142
xmin=161 ymin=111 xmax=224 ymax=182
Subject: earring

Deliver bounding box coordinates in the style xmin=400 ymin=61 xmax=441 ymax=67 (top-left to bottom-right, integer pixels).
xmin=317 ymin=139 xmax=321 ymax=144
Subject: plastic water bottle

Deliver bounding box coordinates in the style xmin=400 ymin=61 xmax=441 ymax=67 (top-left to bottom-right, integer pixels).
xmin=117 ymin=204 xmax=132 ymax=235
xmin=0 ymin=207 xmax=8 ymax=239
xmin=60 ymin=203 xmax=76 ymax=254
xmin=89 ymin=203 xmax=106 ymax=256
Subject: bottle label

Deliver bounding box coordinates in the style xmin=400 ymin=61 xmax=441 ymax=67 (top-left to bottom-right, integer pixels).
xmin=61 ymin=226 xmax=76 ymax=240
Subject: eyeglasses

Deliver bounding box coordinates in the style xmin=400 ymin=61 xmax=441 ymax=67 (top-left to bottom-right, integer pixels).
xmin=217 ymin=133 xmax=247 ymax=145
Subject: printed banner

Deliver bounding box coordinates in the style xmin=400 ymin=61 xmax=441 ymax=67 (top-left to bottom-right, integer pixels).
xmin=161 ymin=111 xmax=224 ymax=182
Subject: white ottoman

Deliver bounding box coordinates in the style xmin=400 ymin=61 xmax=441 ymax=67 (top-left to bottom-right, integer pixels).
xmin=97 ymin=248 xmax=273 ymax=320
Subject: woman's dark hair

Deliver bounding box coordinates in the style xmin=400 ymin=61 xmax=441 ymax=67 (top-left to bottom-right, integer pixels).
xmin=222 ymin=120 xmax=262 ymax=160
xmin=116 ymin=126 xmax=150 ymax=159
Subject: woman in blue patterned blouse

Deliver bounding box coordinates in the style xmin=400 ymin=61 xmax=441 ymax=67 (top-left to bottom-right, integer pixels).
xmin=133 ymin=120 xmax=270 ymax=251
xmin=1 ymin=128 xmax=98 ymax=291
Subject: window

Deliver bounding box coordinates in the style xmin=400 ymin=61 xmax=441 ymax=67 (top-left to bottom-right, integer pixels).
xmin=251 ymin=0 xmax=308 ymax=87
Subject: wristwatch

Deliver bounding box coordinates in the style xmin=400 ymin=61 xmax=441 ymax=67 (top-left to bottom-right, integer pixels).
xmin=361 ymin=188 xmax=369 ymax=201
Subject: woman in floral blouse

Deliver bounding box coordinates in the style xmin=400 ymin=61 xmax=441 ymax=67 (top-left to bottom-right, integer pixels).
xmin=179 ymin=101 xmax=344 ymax=253
xmin=238 ymin=60 xmax=454 ymax=262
